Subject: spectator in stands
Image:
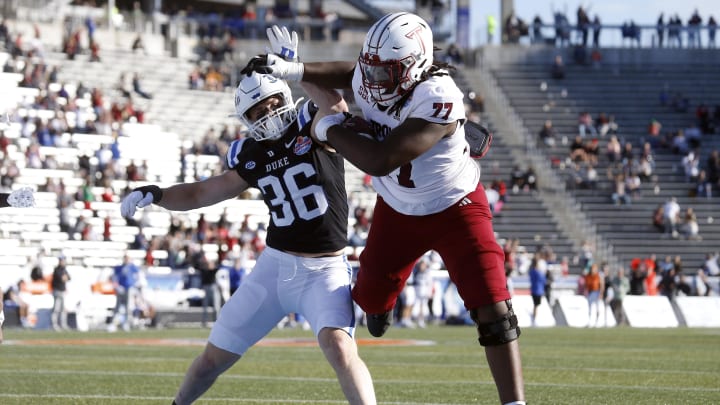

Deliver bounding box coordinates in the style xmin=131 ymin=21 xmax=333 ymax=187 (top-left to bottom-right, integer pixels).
xmin=413 ymin=258 xmax=434 ymax=328
xmin=662 ymin=196 xmax=681 ymax=238
xmin=680 ymin=208 xmax=702 ymax=240
xmin=670 ymin=130 xmax=690 ymax=155
xmin=657 ymin=267 xmax=678 ymax=299
xmin=553 ymin=9 xmax=571 ymax=47
xmin=132 ymin=72 xmax=153 ymax=99
xmin=703 ymin=252 xmax=720 ymax=276
xmin=531 ymin=15 xmax=543 ymax=44
xmin=116 ymin=72 xmax=132 ymax=98
xmin=680 ymin=151 xmax=700 ymax=183
xmin=652 ymin=203 xmax=665 ymax=232
xmin=625 ymin=170 xmax=642 ymax=201
xmin=694 ymin=269 xmax=712 ymax=296
xmin=223 ymin=257 xmax=247 ymax=296
xmin=523 ymin=166 xmax=538 ymax=192
xmin=606 ymin=135 xmax=622 ymax=163
xmin=607 ymin=266 xmax=629 ymax=325
xmin=638 ymin=142 xmax=656 ymax=181
xmin=693 ymin=170 xmax=711 ymax=198
xmin=576 ymin=6 xmax=591 ymax=46
xmin=709 ymin=16 xmax=717 ymax=48
xmin=656 ymin=13 xmax=665 ymax=48
xmin=538 ymin=119 xmax=556 ymax=147
xmin=629 ymin=260 xmax=648 ymax=295
xmin=591 ymin=15 xmax=601 ymax=48
xmin=687 ymin=10 xmax=702 ymax=48
xmin=4 ymin=281 xmax=30 ymax=328
xmin=51 ymin=255 xmax=71 ymax=331
xmin=487 ymin=14 xmax=497 ymax=44
xmin=504 ymin=12 xmax=528 ymax=44
xmin=528 ymin=255 xmax=546 ymax=327
xmin=89 ymin=40 xmax=101 ymax=62
xmin=510 ymin=164 xmax=526 ymax=193
xmin=109 ymin=253 xmax=141 ymax=332
xmin=192 ymin=248 xmax=220 ymax=328
xmin=551 ymin=54 xmax=565 ymax=79
xmin=577 ymin=112 xmax=597 ymax=138
xmin=584 ymin=263 xmax=604 ymax=326
xmin=595 ymin=113 xmax=618 ymax=137
xmin=575 ymin=162 xmax=598 ymax=190
xmin=610 ymin=173 xmax=631 ymax=206
xmin=491 ymin=178 xmax=507 ymax=210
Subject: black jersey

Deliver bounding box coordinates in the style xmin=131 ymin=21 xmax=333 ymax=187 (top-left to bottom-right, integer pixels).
xmin=225 ymin=101 xmax=348 ymax=254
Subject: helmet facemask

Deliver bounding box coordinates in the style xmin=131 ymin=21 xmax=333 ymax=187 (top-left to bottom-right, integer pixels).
xmin=359 ymin=54 xmax=418 ymax=106
xmin=231 ymin=72 xmax=297 ymax=141
xmin=359 ymin=12 xmax=434 ymax=107
xmin=244 ymin=99 xmax=296 ymax=141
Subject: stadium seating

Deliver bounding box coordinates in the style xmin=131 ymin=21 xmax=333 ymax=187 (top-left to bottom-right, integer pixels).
xmin=490 ymin=60 xmax=720 ymax=271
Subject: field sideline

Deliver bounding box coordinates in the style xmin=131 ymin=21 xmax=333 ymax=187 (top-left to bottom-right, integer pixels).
xmin=1 ymin=325 xmax=719 ymax=404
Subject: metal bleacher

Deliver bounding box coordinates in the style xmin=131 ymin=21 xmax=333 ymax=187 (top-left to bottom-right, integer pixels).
xmin=491 ymin=61 xmax=720 ymax=271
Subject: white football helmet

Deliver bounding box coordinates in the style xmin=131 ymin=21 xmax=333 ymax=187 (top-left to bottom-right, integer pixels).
xmin=358 ymin=12 xmax=434 ymax=106
xmin=231 ymin=72 xmax=297 ymax=141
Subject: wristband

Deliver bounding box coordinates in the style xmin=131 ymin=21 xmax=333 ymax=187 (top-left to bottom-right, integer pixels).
xmin=135 ymin=185 xmax=163 ymax=203
xmin=314 ymin=113 xmax=346 ymax=142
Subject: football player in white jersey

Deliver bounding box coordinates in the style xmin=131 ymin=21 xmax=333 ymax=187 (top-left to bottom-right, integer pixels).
xmin=121 ymin=29 xmax=376 ymax=405
xmin=242 ymin=13 xmax=525 ymax=405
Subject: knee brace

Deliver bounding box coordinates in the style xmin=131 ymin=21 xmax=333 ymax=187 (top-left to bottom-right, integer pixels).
xmin=470 ymin=300 xmax=521 ymax=347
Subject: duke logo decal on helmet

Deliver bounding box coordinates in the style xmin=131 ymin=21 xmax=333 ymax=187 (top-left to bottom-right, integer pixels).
xmin=359 ymin=12 xmax=434 ymax=107
xmin=230 ymin=72 xmax=298 ymax=141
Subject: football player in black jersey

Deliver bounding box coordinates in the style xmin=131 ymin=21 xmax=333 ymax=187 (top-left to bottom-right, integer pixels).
xmin=120 ymin=72 xmax=376 ymax=405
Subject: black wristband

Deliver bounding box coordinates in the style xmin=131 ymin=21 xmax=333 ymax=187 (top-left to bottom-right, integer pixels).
xmin=134 ymin=185 xmax=163 ymax=203
xmin=0 ymin=193 xmax=10 ymax=208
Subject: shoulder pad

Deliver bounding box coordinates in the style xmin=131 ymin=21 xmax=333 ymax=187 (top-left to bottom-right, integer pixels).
xmin=296 ymin=99 xmax=316 ymax=132
xmin=226 ymin=138 xmax=250 ymax=169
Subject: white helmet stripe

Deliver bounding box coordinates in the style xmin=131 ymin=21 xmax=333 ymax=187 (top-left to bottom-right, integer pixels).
xmin=366 ymin=12 xmax=409 ymax=54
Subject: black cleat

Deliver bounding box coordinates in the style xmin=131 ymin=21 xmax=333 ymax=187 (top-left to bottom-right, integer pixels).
xmin=366 ymin=311 xmax=392 ymax=337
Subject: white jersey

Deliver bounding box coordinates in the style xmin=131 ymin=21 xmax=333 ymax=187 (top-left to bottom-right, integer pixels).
xmin=351 ymin=65 xmax=480 ymax=215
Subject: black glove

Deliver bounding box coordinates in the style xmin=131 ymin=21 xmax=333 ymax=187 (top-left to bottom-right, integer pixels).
xmin=240 ymin=54 xmax=273 ymax=76
xmin=135 ymin=185 xmax=163 ymax=203
xmin=465 ymin=121 xmax=493 ymax=159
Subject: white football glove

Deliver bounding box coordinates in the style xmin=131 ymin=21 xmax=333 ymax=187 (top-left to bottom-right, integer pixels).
xmin=7 ymin=187 xmax=35 ymax=208
xmin=314 ymin=113 xmax=347 ymax=142
xmin=120 ymin=189 xmax=155 ymax=218
xmin=266 ymin=25 xmax=299 ymax=61
xmin=241 ymin=54 xmax=304 ymax=82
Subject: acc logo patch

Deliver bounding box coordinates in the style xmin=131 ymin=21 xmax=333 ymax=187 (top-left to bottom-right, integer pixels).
xmin=245 ymin=161 xmax=256 ymax=170
xmin=294 ymin=136 xmax=312 ymax=155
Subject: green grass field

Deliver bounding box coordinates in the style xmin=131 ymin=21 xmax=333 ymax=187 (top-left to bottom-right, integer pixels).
xmin=1 ymin=325 xmax=719 ymax=404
